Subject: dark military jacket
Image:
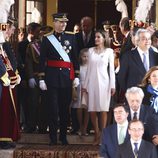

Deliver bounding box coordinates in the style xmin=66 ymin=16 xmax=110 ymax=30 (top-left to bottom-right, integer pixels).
xmin=39 ymin=31 xmax=79 ymax=88
xmin=25 ymin=40 xmax=41 ymax=80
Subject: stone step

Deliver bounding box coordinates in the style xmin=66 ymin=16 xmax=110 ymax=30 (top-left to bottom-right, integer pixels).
xmin=18 ymin=133 xmax=94 ymax=145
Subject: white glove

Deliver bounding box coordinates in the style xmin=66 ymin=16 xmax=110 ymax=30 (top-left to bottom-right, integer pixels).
xmin=29 ymin=78 xmax=37 ymax=88
xmin=3 ymin=78 xmax=10 ymax=86
xmin=16 ymin=74 xmax=21 ymax=85
xmin=73 ymin=78 xmax=80 ymax=87
xmin=1 ymin=72 xmax=10 ymax=86
xmin=39 ymin=80 xmax=47 ymax=90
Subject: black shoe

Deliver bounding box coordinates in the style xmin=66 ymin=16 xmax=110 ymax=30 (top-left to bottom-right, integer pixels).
xmin=70 ymin=129 xmax=78 ymax=135
xmin=49 ymin=141 xmax=57 ymax=146
xmin=0 ymin=141 xmax=16 ymax=149
xmin=59 ymin=138 xmax=69 ymax=145
xmin=24 ymin=127 xmax=36 ymax=133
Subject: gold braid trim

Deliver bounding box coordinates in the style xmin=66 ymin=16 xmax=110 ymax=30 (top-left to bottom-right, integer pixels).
xmin=0 ymin=138 xmax=12 ymax=142
xmin=9 ymin=88 xmax=19 ymax=127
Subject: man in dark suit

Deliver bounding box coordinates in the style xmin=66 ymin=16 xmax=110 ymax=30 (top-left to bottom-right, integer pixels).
xmin=75 ymin=16 xmax=95 ymax=54
xmin=100 ymin=104 xmax=130 ymax=158
xmin=116 ymin=17 xmax=134 ymax=103
xmin=125 ymin=87 xmax=148 ymax=122
xmin=116 ymin=120 xmax=157 ymax=158
xmin=119 ymin=17 xmax=134 ymax=60
xmin=39 ymin=13 xmax=79 ymax=145
xmin=118 ymin=29 xmax=158 ymax=92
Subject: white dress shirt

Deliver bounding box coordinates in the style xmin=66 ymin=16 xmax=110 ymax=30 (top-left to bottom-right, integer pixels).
xmin=130 ymin=107 xmax=140 ymax=120
xmin=137 ymin=47 xmax=149 ymax=69
xmin=131 ymin=138 xmax=142 ymax=153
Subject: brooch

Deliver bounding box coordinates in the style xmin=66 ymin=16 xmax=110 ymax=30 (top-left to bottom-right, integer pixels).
xmin=64 ymin=40 xmax=70 ymax=46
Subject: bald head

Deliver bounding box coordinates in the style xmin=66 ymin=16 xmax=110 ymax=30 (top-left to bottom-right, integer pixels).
xmin=80 ymin=16 xmax=93 ymax=34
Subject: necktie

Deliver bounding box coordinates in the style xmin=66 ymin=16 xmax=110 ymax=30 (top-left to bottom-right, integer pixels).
xmin=84 ymin=35 xmax=88 ymax=46
xmin=133 ymin=112 xmax=137 ymax=120
xmin=118 ymin=126 xmax=125 ymax=144
xmin=143 ymin=53 xmax=149 ymax=71
xmin=134 ymin=142 xmax=138 ymax=157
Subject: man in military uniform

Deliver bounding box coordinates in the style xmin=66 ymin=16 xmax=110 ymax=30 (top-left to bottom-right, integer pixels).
xmin=0 ymin=17 xmax=21 ymax=149
xmin=39 ymin=13 xmax=79 ymax=145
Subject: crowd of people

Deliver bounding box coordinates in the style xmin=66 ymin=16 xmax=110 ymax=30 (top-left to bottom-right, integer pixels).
xmin=0 ymin=9 xmax=158 ymax=158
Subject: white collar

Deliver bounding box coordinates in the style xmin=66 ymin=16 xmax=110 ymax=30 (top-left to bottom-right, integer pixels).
xmin=117 ymin=120 xmax=128 ymax=127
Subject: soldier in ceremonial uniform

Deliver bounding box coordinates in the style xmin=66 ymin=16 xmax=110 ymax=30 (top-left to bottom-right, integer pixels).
xmin=39 ymin=13 xmax=79 ymax=145
xmin=0 ymin=16 xmax=21 ymax=149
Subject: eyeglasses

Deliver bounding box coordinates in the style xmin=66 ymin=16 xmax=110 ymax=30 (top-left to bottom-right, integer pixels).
xmin=129 ymin=128 xmax=144 ymax=132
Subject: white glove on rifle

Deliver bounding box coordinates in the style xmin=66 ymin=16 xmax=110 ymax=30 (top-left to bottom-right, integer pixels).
xmin=16 ymin=74 xmax=21 ymax=85
xmin=29 ymin=78 xmax=37 ymax=88
xmin=73 ymin=78 xmax=80 ymax=88
xmin=1 ymin=72 xmax=10 ymax=86
xmin=39 ymin=80 xmax=47 ymax=90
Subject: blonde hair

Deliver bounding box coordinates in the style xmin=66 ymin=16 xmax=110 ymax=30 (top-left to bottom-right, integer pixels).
xmin=79 ymin=48 xmax=89 ymax=65
xmin=140 ymin=66 xmax=158 ymax=87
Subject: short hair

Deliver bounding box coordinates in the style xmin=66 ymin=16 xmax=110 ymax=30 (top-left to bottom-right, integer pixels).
xmin=120 ymin=17 xmax=130 ymax=31
xmin=135 ymin=28 xmax=151 ymax=42
xmin=113 ymin=103 xmax=129 ymax=113
xmin=130 ymin=26 xmax=139 ymax=37
xmin=128 ymin=119 xmax=144 ymax=130
xmin=125 ymin=87 xmax=144 ymax=99
xmin=80 ymin=16 xmax=93 ymax=28
xmin=27 ymin=22 xmax=41 ymax=34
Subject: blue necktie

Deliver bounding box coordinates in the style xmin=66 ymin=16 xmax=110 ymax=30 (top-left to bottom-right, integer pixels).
xmin=134 ymin=142 xmax=138 ymax=157
xmin=143 ymin=53 xmax=149 ymax=71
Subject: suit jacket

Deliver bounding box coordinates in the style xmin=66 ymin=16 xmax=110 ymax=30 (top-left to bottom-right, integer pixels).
xmin=119 ymin=33 xmax=134 ymax=60
xmin=141 ymin=86 xmax=152 ymax=106
xmin=100 ymin=123 xmax=130 ymax=158
xmin=25 ymin=40 xmax=41 ymax=80
xmin=118 ymin=47 xmax=158 ymax=91
xmin=39 ymin=31 xmax=79 ymax=88
xmin=17 ymin=39 xmax=30 ymax=80
xmin=75 ymin=30 xmax=95 ymax=55
xmin=127 ymin=105 xmax=149 ymax=123
xmin=116 ymin=140 xmax=157 ymax=158
xmin=145 ymin=109 xmax=158 ymax=142
xmin=127 ymin=105 xmax=152 ymax=141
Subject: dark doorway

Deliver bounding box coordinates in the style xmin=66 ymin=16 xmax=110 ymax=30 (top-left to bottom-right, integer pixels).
xmin=58 ymin=0 xmax=132 ymax=30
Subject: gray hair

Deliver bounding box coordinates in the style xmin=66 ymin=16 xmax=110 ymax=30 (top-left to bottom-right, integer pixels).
xmin=125 ymin=87 xmax=144 ymax=99
xmin=135 ymin=28 xmax=151 ymax=42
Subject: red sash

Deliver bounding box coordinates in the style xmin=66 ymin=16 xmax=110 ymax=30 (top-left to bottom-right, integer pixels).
xmin=47 ymin=60 xmax=74 ymax=80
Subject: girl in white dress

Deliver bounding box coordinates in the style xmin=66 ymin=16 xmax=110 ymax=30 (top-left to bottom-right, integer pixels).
xmin=71 ymin=48 xmax=89 ymax=135
xmin=83 ymin=30 xmax=115 ymax=145
xmin=77 ymin=48 xmax=89 ymax=135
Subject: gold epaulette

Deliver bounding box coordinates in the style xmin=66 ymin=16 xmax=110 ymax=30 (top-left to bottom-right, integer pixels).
xmin=65 ymin=31 xmax=75 ymax=35
xmin=38 ymin=72 xmax=45 ymax=80
xmin=75 ymin=70 xmax=80 ymax=74
xmin=38 ymin=72 xmax=45 ymax=77
xmin=44 ymin=30 xmax=54 ymax=37
xmin=15 ymin=69 xmax=19 ymax=75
